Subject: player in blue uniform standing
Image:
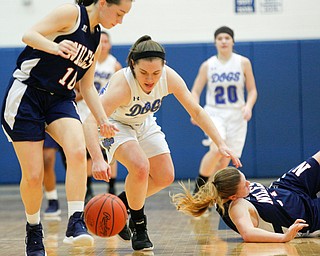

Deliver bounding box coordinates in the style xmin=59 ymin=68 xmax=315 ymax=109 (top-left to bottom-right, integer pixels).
xmin=172 ymin=151 xmax=320 ymax=242
xmin=0 ymin=0 xmax=132 ymax=255
xmin=83 ymin=35 xmax=242 ymax=251
xmin=191 ymin=26 xmax=258 ymax=195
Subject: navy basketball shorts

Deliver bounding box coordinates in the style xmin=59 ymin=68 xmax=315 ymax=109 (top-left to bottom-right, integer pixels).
xmin=272 ymin=156 xmax=320 ymax=198
xmin=1 ymin=79 xmax=80 ymax=142
xmin=44 ymin=133 xmax=60 ymax=149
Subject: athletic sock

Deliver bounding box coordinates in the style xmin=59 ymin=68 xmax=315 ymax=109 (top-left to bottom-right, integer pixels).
xmin=67 ymin=201 xmax=84 ymax=218
xmin=109 ymin=178 xmax=115 ymax=189
xmin=45 ymin=189 xmax=58 ymax=200
xmin=130 ymin=206 xmax=145 ymax=221
xmin=26 ymin=210 xmax=40 ymax=225
xmin=86 ymin=176 xmax=93 ymax=195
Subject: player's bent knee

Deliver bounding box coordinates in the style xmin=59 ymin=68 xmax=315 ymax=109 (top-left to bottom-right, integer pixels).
xmin=131 ymin=162 xmax=150 ymax=182
xmin=154 ymin=171 xmax=174 ymax=188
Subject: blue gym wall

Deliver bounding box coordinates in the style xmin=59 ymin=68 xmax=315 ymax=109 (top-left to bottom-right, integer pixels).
xmin=0 ymin=39 xmax=319 ymax=184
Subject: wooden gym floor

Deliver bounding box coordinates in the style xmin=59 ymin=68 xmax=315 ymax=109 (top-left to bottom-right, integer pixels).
xmin=1 ymin=180 xmax=320 ymax=256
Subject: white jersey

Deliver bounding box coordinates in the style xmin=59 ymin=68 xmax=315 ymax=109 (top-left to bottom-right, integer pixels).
xmin=206 ymin=53 xmax=245 ymax=109
xmin=94 ymin=54 xmax=118 ymax=92
xmin=109 ymin=67 xmax=169 ymax=126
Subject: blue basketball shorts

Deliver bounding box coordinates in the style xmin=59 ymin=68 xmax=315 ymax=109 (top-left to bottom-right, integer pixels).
xmin=1 ymin=79 xmax=80 ymax=142
xmin=44 ymin=133 xmax=60 ymax=149
xmin=271 ymin=156 xmax=320 ymax=197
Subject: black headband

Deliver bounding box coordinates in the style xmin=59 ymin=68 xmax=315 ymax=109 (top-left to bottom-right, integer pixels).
xmin=214 ymin=26 xmax=234 ymax=41
xmin=132 ymin=51 xmax=166 ymax=61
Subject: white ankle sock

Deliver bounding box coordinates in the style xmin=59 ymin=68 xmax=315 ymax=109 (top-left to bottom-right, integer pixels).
xmin=26 ymin=210 xmax=40 ymax=225
xmin=45 ymin=189 xmax=58 ymax=200
xmin=68 ymin=201 xmax=84 ymax=218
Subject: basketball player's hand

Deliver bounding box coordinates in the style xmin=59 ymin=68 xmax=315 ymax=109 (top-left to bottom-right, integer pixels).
xmin=92 ymin=159 xmax=112 ymax=182
xmin=218 ymin=146 xmax=242 ymax=168
xmin=99 ymin=119 xmax=119 ymax=138
xmin=284 ymin=219 xmax=308 ymax=242
xmin=242 ymin=105 xmax=252 ymax=121
xmin=56 ymin=40 xmax=78 ymax=59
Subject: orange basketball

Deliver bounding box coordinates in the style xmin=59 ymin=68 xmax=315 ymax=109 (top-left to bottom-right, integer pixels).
xmin=84 ymin=193 xmax=128 ymax=237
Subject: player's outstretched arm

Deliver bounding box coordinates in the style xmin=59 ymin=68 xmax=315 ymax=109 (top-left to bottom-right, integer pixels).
xmin=83 ymin=114 xmax=111 ymax=182
xmin=230 ymin=199 xmax=308 ymax=242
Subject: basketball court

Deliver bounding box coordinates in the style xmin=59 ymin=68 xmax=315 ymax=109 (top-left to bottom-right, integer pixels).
xmin=1 ymin=180 xmax=320 ymax=256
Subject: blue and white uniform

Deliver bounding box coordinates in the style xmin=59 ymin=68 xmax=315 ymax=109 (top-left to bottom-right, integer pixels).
xmin=94 ymin=54 xmax=118 ymax=92
xmin=100 ymin=67 xmax=170 ymax=163
xmin=218 ymin=157 xmax=320 ymax=235
xmin=1 ymin=4 xmax=100 ymax=142
xmin=203 ymin=53 xmax=247 ymax=157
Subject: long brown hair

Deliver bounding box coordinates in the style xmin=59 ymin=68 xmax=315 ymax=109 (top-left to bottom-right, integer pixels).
xmin=171 ymin=167 xmax=241 ymax=216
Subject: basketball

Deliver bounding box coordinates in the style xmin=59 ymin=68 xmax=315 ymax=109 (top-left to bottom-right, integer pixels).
xmin=84 ymin=193 xmax=128 ymax=237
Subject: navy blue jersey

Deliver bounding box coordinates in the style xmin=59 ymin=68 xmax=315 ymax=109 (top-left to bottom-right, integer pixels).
xmin=217 ymin=157 xmax=320 ymax=234
xmin=13 ymin=5 xmax=100 ymax=96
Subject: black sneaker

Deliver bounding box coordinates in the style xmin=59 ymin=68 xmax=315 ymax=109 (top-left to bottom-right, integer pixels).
xmin=117 ymin=222 xmax=132 ymax=241
xmin=25 ymin=222 xmax=46 ymax=256
xmin=63 ymin=211 xmax=94 ymax=246
xmin=44 ymin=199 xmax=61 ymax=217
xmin=129 ymin=215 xmax=153 ymax=251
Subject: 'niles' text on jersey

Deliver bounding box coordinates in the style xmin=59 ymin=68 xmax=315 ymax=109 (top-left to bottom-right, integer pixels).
xmin=250 ymin=183 xmax=274 ymax=205
xmin=66 ymin=42 xmax=94 ymax=69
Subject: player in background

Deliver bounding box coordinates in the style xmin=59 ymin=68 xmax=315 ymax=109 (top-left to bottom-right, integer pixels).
xmin=191 ymin=26 xmax=257 ymax=196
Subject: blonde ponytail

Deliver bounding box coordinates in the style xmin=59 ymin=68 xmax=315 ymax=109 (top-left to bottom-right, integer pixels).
xmin=171 ymin=167 xmax=241 ymax=216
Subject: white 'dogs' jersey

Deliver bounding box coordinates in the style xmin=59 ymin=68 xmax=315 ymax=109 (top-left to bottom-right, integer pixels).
xmin=109 ymin=67 xmax=169 ymax=125
xmin=206 ymin=53 xmax=245 ymax=108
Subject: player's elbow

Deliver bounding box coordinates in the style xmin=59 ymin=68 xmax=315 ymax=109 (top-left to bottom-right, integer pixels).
xmin=22 ymin=31 xmax=32 ymax=45
xmin=241 ymin=231 xmax=256 ymax=242
xmin=242 ymin=235 xmax=253 ymax=242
